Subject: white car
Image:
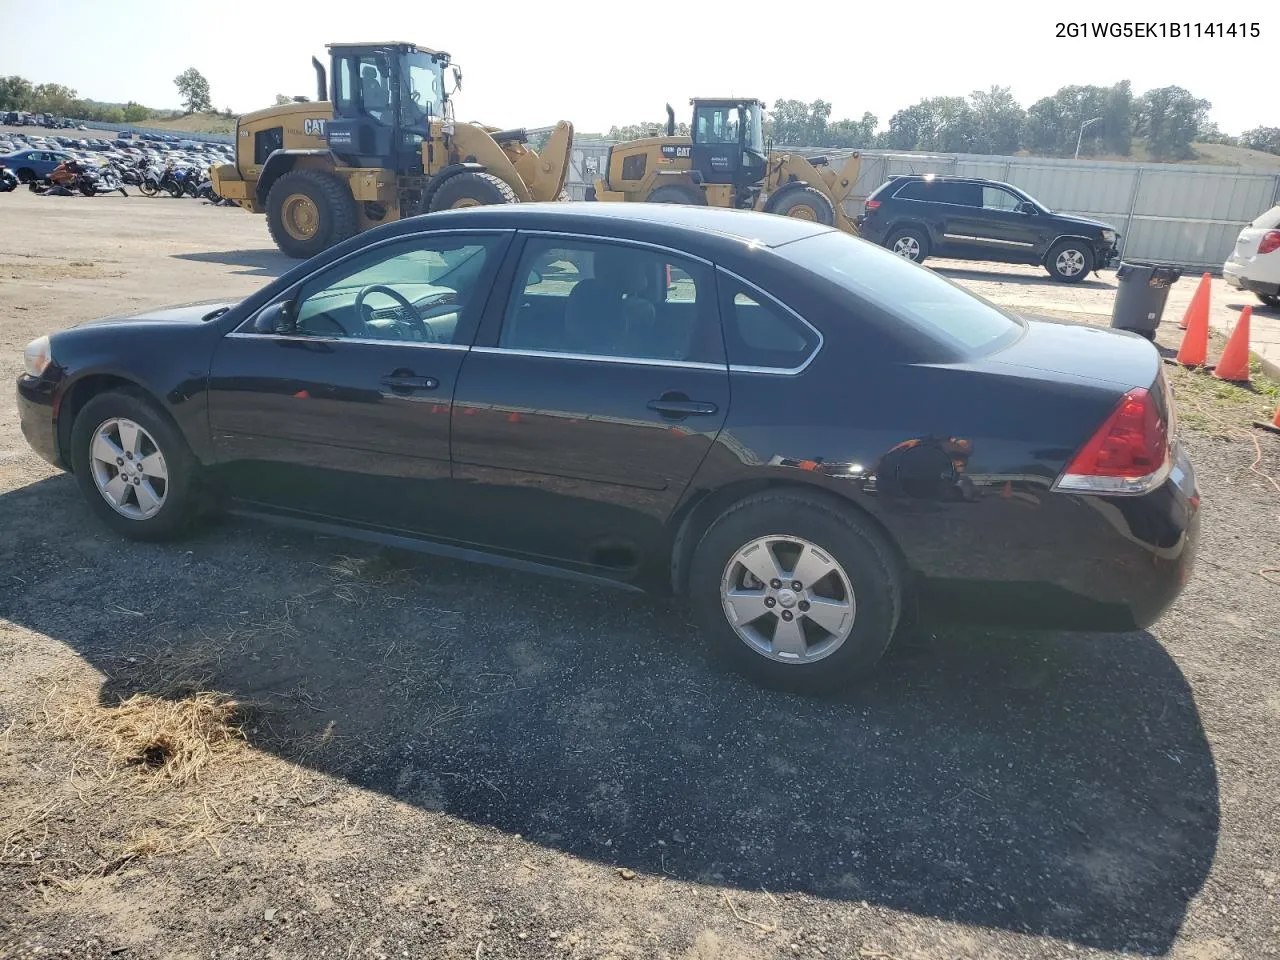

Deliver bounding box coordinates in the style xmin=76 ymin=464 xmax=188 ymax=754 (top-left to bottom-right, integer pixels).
xmin=1224 ymin=205 xmax=1280 ymax=308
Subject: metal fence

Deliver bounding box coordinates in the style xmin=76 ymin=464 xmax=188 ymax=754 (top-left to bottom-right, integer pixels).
xmin=563 ymin=142 xmax=1280 ymax=270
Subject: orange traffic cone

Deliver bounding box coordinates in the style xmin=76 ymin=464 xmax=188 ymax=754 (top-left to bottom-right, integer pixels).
xmin=1214 ymin=307 xmax=1253 ymax=382
xmin=1176 ymin=294 xmax=1211 ymax=367
xmin=1179 ymin=273 xmax=1211 ymax=330
xmin=1254 ymin=403 xmax=1280 ymax=436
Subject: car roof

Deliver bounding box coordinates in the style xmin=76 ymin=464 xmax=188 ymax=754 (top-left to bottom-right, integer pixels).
xmin=389 ymin=202 xmax=834 ymax=249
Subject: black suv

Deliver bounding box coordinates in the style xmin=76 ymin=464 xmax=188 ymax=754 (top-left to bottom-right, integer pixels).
xmin=857 ymin=176 xmax=1120 ymax=283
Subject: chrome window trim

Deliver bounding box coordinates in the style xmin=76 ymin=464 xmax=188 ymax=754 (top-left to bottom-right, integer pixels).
xmin=224 ymin=332 xmax=471 ymax=351
xmin=470 ymin=346 xmax=726 ymax=372
xmin=514 ymin=230 xmax=714 ymax=266
xmin=716 ymin=266 xmax=823 ymax=376
xmin=230 ymin=228 xmax=512 ymax=336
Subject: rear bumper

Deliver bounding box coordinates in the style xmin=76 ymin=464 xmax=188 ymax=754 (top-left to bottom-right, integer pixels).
xmin=1223 ymin=260 xmax=1280 ymax=296
xmin=914 ymin=444 xmax=1199 ymax=633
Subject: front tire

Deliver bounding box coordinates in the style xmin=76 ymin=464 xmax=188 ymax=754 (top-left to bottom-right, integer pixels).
xmin=266 ymin=169 xmax=359 ymax=259
xmin=688 ymin=491 xmax=902 ymax=692
xmin=70 ymin=391 xmax=201 ymax=542
xmin=1046 ymin=240 xmax=1094 ymax=283
xmin=1255 ymin=292 xmax=1280 ymax=309
xmin=886 ymin=226 xmax=930 ymax=263
xmin=428 ymin=171 xmax=518 ymax=212
xmin=765 ymin=184 xmax=836 ymax=225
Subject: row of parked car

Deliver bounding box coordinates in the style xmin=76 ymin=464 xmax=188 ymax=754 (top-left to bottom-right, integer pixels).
xmin=0 ymin=127 xmax=233 ymax=188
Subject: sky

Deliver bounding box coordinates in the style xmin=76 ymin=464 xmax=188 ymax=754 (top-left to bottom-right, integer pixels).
xmin=0 ymin=0 xmax=1273 ymax=135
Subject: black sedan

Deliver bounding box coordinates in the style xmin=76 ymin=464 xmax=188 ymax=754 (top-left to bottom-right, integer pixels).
xmin=17 ymin=204 xmax=1199 ymax=690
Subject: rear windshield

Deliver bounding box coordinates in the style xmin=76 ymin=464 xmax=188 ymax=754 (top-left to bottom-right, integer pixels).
xmin=1252 ymin=205 xmax=1280 ymax=229
xmin=776 ymin=230 xmax=1023 ymax=356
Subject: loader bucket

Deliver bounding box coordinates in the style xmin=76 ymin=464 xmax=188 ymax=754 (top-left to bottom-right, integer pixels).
xmin=529 ymin=120 xmax=575 ymax=201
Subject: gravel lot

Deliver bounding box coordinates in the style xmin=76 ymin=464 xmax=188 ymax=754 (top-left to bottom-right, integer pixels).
xmin=1 ymin=190 xmax=1278 ymax=960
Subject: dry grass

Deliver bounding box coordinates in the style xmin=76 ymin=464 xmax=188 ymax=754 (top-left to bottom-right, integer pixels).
xmin=54 ymin=691 xmax=246 ymax=788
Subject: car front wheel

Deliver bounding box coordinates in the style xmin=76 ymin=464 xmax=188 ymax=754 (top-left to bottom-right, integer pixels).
xmin=1046 ymin=240 xmax=1095 ymax=282
xmin=689 ymin=491 xmax=902 ymax=692
xmin=70 ymin=390 xmax=201 ymax=541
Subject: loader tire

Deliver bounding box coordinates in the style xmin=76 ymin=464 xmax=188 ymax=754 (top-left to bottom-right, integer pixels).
xmin=429 ymin=171 xmax=517 ymax=212
xmin=765 ymin=183 xmax=835 ymax=225
xmin=645 ymin=183 xmax=707 ymax=206
xmin=266 ymin=169 xmax=359 ymax=260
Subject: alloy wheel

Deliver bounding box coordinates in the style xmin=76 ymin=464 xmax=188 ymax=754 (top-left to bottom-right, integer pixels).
xmin=88 ymin=418 xmax=168 ymax=520
xmin=892 ymin=236 xmax=921 ymax=260
xmin=720 ymin=535 xmax=857 ymax=663
xmin=1056 ymin=248 xmax=1086 ymax=277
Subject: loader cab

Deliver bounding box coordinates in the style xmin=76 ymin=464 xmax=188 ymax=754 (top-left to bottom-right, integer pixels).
xmin=690 ymin=98 xmax=766 ymax=189
xmin=324 ymin=42 xmax=450 ymax=176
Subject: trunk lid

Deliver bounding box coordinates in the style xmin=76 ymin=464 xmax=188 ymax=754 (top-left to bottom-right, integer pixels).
xmin=986 ymin=316 xmax=1160 ymax=390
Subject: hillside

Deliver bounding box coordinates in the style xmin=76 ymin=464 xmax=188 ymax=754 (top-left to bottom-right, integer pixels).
xmin=1013 ymin=138 xmax=1280 ymax=170
xmin=146 ymin=113 xmax=236 ymax=134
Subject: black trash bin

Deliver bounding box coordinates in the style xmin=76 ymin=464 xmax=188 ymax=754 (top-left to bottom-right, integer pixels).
xmin=1110 ymin=261 xmax=1183 ymax=340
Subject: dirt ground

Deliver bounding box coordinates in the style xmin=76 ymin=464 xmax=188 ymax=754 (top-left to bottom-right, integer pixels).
xmin=2 ymin=190 xmax=1279 ymax=960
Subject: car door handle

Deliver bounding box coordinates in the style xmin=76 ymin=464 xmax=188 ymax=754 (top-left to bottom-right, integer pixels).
xmin=647 ymin=398 xmax=718 ymax=418
xmin=380 ymin=374 xmax=438 ymax=392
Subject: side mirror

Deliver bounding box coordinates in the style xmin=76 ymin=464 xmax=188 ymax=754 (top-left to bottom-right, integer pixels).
xmin=451 ymin=66 xmax=463 ymax=94
xmin=1018 ymin=201 xmax=1037 ymax=216
xmin=252 ymin=299 xmax=296 ymax=335
xmin=525 ymin=268 xmax=544 ymax=287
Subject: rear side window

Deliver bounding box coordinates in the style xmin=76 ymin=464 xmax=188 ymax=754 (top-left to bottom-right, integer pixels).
xmin=718 ymin=275 xmax=820 ymax=371
xmin=1252 ymin=205 xmax=1280 ymax=229
xmin=895 ymin=180 xmax=980 ymax=206
xmin=777 ymin=230 xmax=1021 ymax=356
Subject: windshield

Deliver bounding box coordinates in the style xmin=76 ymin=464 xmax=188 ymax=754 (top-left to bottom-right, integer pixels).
xmin=777 ymin=230 xmax=1023 ymax=356
xmin=743 ymin=103 xmax=764 ymax=155
xmin=401 ymin=52 xmax=445 ymax=126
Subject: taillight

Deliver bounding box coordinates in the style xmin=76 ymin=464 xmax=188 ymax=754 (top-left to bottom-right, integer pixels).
xmin=1055 ymin=387 xmax=1171 ymax=495
xmin=1258 ymin=230 xmax=1280 ymax=255
xmin=865 ymin=199 xmax=881 ymax=212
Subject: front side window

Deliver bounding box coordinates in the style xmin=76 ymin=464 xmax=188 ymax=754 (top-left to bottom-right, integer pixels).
xmin=694 ymin=105 xmax=740 ymax=144
xmin=499 ymin=238 xmax=721 ymax=363
xmin=336 ymin=54 xmax=393 ymax=123
xmin=268 ymin=235 xmax=501 ymax=344
xmin=401 ymin=52 xmax=445 ymax=127
xmin=982 ymin=186 xmax=1020 ymax=211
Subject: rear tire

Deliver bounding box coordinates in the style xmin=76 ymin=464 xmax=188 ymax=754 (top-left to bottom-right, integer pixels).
xmin=266 ymin=169 xmax=359 ymax=260
xmin=70 ymin=390 xmax=201 ymax=542
xmin=1046 ymin=239 xmax=1094 ymax=283
xmin=886 ymin=226 xmax=930 ymax=263
xmin=645 ymin=183 xmax=707 ymax=206
xmin=765 ymin=184 xmax=835 ymax=225
xmin=688 ymin=491 xmax=902 ymax=692
xmin=1255 ymin=293 xmax=1280 ymax=309
xmin=427 ymin=171 xmax=517 ymax=212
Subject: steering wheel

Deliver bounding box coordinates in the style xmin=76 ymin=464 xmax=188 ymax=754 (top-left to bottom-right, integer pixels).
xmin=354 ymin=284 xmax=433 ymax=341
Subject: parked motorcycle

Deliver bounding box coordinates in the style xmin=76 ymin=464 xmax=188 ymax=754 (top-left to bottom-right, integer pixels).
xmin=77 ymin=165 xmax=127 ymax=197
xmin=0 ymin=165 xmax=16 ymax=193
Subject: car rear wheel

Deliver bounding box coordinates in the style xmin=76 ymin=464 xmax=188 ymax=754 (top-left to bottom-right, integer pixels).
xmin=887 ymin=226 xmax=929 ymax=263
xmin=1255 ymin=293 xmax=1280 ymax=309
xmin=688 ymin=491 xmax=902 ymax=692
xmin=70 ymin=391 xmax=200 ymax=541
xmin=1046 ymin=240 xmax=1094 ymax=283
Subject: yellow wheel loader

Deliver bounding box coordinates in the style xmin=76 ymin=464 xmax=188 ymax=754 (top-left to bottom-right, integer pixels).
xmin=590 ymin=98 xmax=861 ymax=234
xmin=211 ymin=42 xmax=574 ymax=258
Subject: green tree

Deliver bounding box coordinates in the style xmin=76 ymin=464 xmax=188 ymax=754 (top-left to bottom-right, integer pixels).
xmin=122 ymin=101 xmax=150 ymax=122
xmin=968 ymin=86 xmax=1024 ymax=154
xmin=31 ymin=83 xmax=78 ymax=116
xmin=103 ymin=107 xmax=126 ymax=124
xmin=174 ymin=67 xmax=213 ymax=114
xmin=825 ymin=112 xmax=878 ymax=148
xmin=1137 ymin=85 xmax=1210 ymax=160
xmin=884 ymin=97 xmax=975 ymax=152
xmin=0 ymin=75 xmax=35 ymax=111
xmin=1240 ymin=126 xmax=1280 ymax=155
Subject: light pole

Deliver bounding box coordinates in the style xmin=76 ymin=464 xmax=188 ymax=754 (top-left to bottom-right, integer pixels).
xmin=1075 ymin=117 xmax=1102 ymax=159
